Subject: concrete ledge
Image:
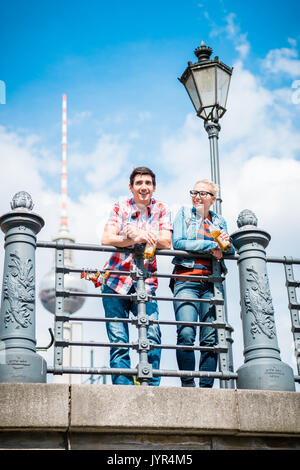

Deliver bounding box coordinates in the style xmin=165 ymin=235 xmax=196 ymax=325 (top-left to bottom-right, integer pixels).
xmin=0 ymin=384 xmax=300 ymax=449
xmin=70 ymin=385 xmax=300 ymax=436
xmin=0 ymin=383 xmax=69 ymax=430
xmin=70 ymin=385 xmax=238 ymax=434
xmin=237 ymin=389 xmax=300 ymax=435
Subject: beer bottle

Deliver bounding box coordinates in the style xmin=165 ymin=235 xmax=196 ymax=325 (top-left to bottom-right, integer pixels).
xmin=207 ymin=220 xmax=231 ymax=251
xmin=144 ymin=218 xmax=158 ymax=260
xmin=144 ymin=241 xmax=157 ymax=259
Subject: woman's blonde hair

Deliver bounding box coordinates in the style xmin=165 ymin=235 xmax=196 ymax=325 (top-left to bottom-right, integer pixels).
xmin=194 ymin=179 xmax=219 ymax=196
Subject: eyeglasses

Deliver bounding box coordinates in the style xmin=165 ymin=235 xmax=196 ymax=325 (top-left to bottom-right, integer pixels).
xmin=189 ymin=190 xmax=214 ymax=198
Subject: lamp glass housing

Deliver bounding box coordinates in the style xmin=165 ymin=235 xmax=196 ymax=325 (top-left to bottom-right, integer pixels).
xmin=185 ymin=73 xmax=200 ymax=112
xmin=193 ymin=66 xmax=215 ymax=109
xmin=180 ymin=51 xmax=232 ymax=121
xmin=216 ymin=66 xmax=231 ymax=111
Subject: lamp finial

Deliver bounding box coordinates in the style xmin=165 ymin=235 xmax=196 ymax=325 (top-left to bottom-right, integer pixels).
xmin=194 ymin=43 xmax=213 ymax=62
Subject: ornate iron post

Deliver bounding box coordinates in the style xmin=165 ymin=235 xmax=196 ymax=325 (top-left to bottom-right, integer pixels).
xmin=132 ymin=244 xmax=152 ymax=386
xmin=0 ymin=192 xmax=47 ymax=382
xmin=231 ymin=209 xmax=295 ymax=391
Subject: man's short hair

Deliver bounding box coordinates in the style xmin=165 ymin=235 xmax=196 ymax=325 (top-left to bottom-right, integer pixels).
xmin=194 ymin=179 xmax=219 ymax=196
xmin=130 ymin=167 xmax=156 ymax=186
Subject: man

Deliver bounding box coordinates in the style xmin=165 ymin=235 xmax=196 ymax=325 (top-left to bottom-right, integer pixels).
xmin=101 ymin=167 xmax=172 ymax=386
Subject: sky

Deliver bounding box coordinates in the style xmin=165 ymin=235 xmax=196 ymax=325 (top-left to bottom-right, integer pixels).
xmin=0 ymin=0 xmax=300 ymax=388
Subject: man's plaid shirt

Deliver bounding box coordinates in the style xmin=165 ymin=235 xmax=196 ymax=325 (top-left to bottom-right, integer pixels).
xmin=103 ymin=197 xmax=172 ymax=295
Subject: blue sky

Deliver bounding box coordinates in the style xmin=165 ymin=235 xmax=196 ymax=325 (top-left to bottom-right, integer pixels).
xmin=0 ymin=0 xmax=300 ymax=385
xmin=2 ymin=0 xmax=300 ymax=199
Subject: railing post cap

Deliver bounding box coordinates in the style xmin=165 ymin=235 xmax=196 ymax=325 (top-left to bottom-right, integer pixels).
xmin=231 ymin=209 xmax=271 ymax=247
xmin=0 ymin=192 xmax=45 ymax=233
xmin=237 ymin=209 xmax=258 ymax=229
xmin=10 ymin=191 xmax=34 ymax=212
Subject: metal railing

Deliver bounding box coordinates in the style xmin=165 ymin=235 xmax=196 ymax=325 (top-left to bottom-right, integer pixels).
xmin=38 ymin=240 xmax=236 ymax=387
xmin=283 ymin=257 xmax=300 ymax=378
xmin=0 ymin=195 xmax=298 ymax=390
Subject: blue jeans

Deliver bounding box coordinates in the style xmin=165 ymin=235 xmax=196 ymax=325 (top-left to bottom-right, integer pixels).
xmin=173 ymin=280 xmax=218 ymax=388
xmin=102 ymin=284 xmax=161 ymax=386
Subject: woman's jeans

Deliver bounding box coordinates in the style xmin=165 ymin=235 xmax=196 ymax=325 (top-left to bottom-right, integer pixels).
xmin=102 ymin=284 xmax=161 ymax=386
xmin=173 ymin=280 xmax=218 ymax=388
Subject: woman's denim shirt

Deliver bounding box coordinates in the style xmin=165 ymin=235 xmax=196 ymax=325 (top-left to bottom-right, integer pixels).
xmin=171 ymin=206 xmax=235 ymax=273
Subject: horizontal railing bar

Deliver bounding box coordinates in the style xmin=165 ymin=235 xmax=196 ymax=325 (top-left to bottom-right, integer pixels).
xmin=63 ymin=289 xmax=223 ymax=304
xmin=152 ymin=370 xmax=237 ymax=379
xmin=66 ymin=267 xmax=225 ymax=282
xmin=48 ymin=367 xmax=137 ymax=376
xmin=59 ymin=289 xmax=216 ymax=304
xmin=57 ymin=340 xmax=131 ymax=349
xmin=71 ymin=268 xmax=132 ymax=275
xmin=154 ymin=295 xmax=223 ymax=304
xmin=286 ymin=281 xmax=300 ymax=287
xmin=63 ymin=291 xmax=131 ymax=300
xmin=46 ymin=365 xmax=300 ymax=382
xmin=61 ymin=315 xmax=228 ymax=329
xmin=57 ymin=339 xmax=226 ymax=353
xmin=37 ymin=240 xmax=236 ymax=261
xmin=58 ymin=315 xmax=133 ymax=324
xmin=281 ymin=257 xmax=300 ymax=265
xmin=151 ymin=343 xmax=227 ymax=352
xmin=37 ymin=240 xmax=300 ymax=264
xmin=46 ymin=365 xmax=299 ymax=383
xmin=37 ymin=241 xmax=124 ymax=253
xmin=46 ymin=365 xmax=237 ymax=379
xmin=288 ymin=303 xmax=300 ymax=310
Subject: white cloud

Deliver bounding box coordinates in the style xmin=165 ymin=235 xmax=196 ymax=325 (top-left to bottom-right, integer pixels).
xmin=209 ymin=12 xmax=250 ymax=59
xmin=262 ymin=44 xmax=300 ymax=77
xmin=222 ymin=155 xmax=300 ymax=251
xmin=70 ymin=133 xmax=131 ymax=189
xmin=0 ymin=126 xmax=47 ymax=212
xmin=222 ymin=61 xmax=274 ymax=143
xmin=225 ymin=13 xmax=250 ymax=59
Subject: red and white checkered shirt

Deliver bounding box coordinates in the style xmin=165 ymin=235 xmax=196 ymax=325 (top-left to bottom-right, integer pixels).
xmin=103 ymin=197 xmax=172 ymax=295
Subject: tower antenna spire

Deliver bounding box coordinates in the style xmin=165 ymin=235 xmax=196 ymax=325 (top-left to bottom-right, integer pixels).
xmin=61 ymin=93 xmax=68 ymax=231
xmin=39 ymin=94 xmax=86 ymax=386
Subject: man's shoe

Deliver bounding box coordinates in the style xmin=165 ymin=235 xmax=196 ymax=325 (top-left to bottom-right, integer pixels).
xmin=181 ymin=382 xmax=196 ymax=387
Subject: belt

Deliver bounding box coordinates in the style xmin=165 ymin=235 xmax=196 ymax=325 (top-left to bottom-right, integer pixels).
xmin=174 ymin=273 xmax=210 ymax=283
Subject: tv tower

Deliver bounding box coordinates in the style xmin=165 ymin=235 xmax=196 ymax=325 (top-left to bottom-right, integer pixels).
xmin=39 ymin=94 xmax=86 ymax=383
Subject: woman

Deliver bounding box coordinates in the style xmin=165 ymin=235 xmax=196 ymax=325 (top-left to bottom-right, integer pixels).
xmin=171 ymin=179 xmax=234 ymax=387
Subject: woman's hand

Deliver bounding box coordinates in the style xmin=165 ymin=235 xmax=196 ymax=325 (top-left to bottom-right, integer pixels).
xmin=219 ymin=230 xmax=230 ymax=243
xmin=211 ymin=247 xmax=223 ymax=259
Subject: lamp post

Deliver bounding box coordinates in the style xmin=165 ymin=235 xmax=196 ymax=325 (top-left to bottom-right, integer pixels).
xmin=178 ymin=41 xmax=232 ymax=215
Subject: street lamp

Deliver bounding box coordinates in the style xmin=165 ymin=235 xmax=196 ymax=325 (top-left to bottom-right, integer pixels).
xmin=178 ymin=41 xmax=233 ymax=214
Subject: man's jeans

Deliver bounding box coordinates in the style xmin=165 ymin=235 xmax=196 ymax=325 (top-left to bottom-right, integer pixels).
xmin=173 ymin=280 xmax=218 ymax=388
xmin=102 ymin=284 xmax=161 ymax=386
